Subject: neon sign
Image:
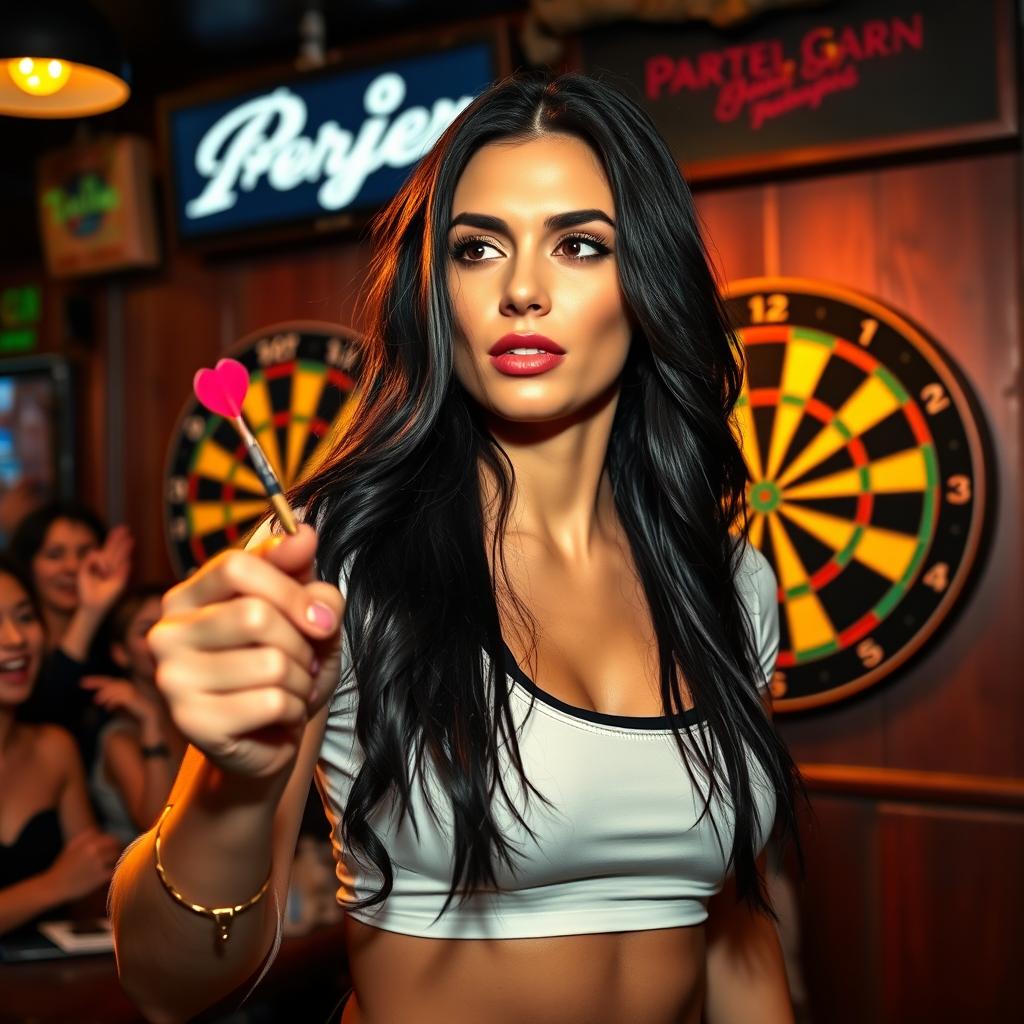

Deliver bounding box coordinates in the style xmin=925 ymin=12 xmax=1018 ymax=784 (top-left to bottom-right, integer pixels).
xmin=166 ymin=43 xmax=496 ymax=240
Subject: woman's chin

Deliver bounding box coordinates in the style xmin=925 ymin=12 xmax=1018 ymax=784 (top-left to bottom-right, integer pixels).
xmin=43 ymin=593 xmax=79 ymax=616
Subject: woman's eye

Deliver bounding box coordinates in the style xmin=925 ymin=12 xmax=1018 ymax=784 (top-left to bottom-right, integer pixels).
xmin=555 ymin=234 xmax=609 ymax=260
xmin=451 ymin=238 xmax=502 ymax=264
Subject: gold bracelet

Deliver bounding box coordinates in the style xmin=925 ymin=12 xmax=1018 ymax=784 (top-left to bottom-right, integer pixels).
xmin=153 ymin=804 xmax=272 ymax=944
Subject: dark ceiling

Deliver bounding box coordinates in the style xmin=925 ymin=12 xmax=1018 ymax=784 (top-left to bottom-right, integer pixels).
xmin=91 ymin=0 xmax=527 ymax=92
xmin=0 ymin=0 xmax=529 ymax=267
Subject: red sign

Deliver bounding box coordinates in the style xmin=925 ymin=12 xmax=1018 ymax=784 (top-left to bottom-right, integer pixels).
xmin=646 ymin=14 xmax=922 ymax=131
xmin=579 ymin=0 xmax=1017 ymax=180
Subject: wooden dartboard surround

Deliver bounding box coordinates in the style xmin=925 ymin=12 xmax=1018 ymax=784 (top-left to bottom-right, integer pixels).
xmin=724 ymin=278 xmax=992 ymax=712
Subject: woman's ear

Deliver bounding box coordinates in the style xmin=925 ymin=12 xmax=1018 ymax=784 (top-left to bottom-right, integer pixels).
xmin=111 ymin=642 xmax=129 ymax=670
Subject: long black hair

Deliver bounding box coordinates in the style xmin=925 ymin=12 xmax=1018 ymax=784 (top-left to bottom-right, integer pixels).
xmin=291 ymin=71 xmax=805 ymax=919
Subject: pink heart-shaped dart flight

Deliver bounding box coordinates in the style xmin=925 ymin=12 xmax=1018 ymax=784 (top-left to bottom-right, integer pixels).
xmin=193 ymin=358 xmax=250 ymax=419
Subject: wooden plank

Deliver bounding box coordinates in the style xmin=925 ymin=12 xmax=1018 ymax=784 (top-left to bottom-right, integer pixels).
xmin=879 ymin=805 xmax=1024 ymax=1022
xmin=800 ymin=763 xmax=1024 ymax=809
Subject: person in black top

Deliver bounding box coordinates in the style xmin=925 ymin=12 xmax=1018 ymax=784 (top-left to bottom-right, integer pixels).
xmin=0 ymin=554 xmax=120 ymax=936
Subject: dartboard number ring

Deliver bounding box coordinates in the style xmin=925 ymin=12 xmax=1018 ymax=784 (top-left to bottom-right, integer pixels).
xmin=725 ymin=278 xmax=991 ymax=712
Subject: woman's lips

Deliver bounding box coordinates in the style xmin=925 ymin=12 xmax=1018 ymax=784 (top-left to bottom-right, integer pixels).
xmin=487 ymin=333 xmax=566 ymax=377
xmin=0 ymin=657 xmax=33 ymax=688
xmin=490 ymin=351 xmax=565 ymax=376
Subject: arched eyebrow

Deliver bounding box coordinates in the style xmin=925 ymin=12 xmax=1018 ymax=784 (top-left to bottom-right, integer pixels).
xmin=448 ymin=209 xmax=615 ymax=234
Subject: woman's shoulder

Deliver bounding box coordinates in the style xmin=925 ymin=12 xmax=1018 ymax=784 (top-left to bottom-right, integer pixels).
xmin=24 ymin=722 xmax=83 ymax=776
xmin=29 ymin=722 xmax=77 ymax=754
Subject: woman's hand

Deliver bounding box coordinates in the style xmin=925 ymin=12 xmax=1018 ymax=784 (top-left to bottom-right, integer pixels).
xmin=82 ymin=676 xmax=162 ymax=732
xmin=147 ymin=524 xmax=343 ymax=781
xmin=45 ymin=828 xmax=122 ymax=902
xmin=77 ymin=524 xmax=134 ymax=615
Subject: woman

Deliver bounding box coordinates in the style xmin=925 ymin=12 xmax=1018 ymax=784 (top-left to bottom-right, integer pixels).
xmin=84 ymin=585 xmax=185 ymax=845
xmin=9 ymin=501 xmax=133 ymax=765
xmin=0 ymin=554 xmax=121 ymax=936
xmin=111 ymin=72 xmax=803 ymax=1023
xmin=9 ymin=500 xmax=133 ymax=658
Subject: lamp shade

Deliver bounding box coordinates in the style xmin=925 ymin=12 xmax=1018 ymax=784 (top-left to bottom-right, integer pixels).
xmin=0 ymin=1 xmax=130 ymax=117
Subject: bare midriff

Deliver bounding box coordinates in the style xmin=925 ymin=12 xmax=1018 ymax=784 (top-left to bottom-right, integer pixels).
xmin=339 ymin=915 xmax=706 ymax=1024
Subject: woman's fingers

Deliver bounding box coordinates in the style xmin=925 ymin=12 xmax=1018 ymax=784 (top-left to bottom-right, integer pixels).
xmin=173 ymin=689 xmax=310 ymax=749
xmin=162 ymin=526 xmax=341 ymax=643
xmin=157 ymin=597 xmax=317 ymax=669
xmin=145 ymin=522 xmax=343 ymax=778
xmin=156 ymin=646 xmax=317 ymax=702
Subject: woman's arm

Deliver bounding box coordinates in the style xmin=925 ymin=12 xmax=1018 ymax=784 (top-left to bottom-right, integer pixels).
xmin=61 ymin=525 xmax=133 ymax=662
xmin=52 ymin=724 xmax=101 ymax=837
xmin=111 ymin=711 xmax=327 ymax=1023
xmin=86 ymin=682 xmax=180 ymax=833
xmin=703 ymin=854 xmax=795 ymax=1024
xmin=102 ymin=728 xmax=177 ymax=833
xmin=108 ymin=523 xmax=343 ymax=1023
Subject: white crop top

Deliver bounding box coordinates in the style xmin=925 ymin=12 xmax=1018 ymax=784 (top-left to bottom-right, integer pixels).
xmin=315 ymin=541 xmax=780 ymax=940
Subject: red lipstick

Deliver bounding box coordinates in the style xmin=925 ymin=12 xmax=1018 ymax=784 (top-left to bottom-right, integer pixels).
xmin=488 ymin=333 xmax=566 ymax=377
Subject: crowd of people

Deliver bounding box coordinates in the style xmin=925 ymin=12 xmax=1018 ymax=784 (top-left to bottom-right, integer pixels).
xmin=0 ymin=501 xmax=179 ymax=939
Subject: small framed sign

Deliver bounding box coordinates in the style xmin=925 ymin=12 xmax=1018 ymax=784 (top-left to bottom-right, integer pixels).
xmin=160 ymin=21 xmax=509 ymax=248
xmin=577 ymin=0 xmax=1018 ymax=182
xmin=36 ymin=135 xmax=160 ymax=278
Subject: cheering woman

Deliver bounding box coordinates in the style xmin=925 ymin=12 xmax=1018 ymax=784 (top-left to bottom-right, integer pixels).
xmin=111 ymin=72 xmax=803 ymax=1024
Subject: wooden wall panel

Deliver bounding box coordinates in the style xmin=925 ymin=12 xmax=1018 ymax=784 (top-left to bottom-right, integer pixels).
xmin=118 ymin=252 xmax=228 ymax=583
xmin=221 ymin=241 xmax=373 ymax=344
xmin=694 ymin=185 xmax=766 ymax=283
xmin=878 ymin=805 xmax=1024 ymax=1022
xmin=790 ymin=796 xmax=879 ymax=1024
xmin=773 ymin=171 xmax=880 ymax=292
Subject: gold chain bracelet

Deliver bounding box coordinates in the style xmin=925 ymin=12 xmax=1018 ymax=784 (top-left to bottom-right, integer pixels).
xmin=153 ymin=803 xmax=272 ymax=944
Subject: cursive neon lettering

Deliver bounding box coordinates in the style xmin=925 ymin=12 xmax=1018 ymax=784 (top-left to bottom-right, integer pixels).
xmin=184 ymin=73 xmax=474 ymax=220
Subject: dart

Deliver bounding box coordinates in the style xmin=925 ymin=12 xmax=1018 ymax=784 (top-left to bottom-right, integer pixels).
xmin=192 ymin=357 xmax=298 ymax=535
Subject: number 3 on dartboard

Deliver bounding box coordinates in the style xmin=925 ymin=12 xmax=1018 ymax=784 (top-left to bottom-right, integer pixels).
xmin=946 ymin=475 xmax=971 ymax=504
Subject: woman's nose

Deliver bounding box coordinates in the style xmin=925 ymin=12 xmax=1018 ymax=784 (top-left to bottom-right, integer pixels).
xmin=0 ymin=619 xmax=26 ymax=646
xmin=501 ymin=256 xmax=550 ymax=318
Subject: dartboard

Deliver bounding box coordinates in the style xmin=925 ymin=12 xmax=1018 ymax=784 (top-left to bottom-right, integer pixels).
xmin=164 ymin=322 xmax=362 ymax=577
xmin=724 ymin=278 xmax=992 ymax=712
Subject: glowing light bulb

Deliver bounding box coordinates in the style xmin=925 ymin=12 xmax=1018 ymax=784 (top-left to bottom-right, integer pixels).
xmin=7 ymin=57 xmax=71 ymax=96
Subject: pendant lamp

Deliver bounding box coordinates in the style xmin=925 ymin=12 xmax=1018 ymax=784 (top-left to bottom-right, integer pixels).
xmin=0 ymin=1 xmax=130 ymax=118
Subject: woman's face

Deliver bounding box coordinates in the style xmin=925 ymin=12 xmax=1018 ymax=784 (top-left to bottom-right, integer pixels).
xmin=115 ymin=595 xmax=161 ymax=684
xmin=31 ymin=518 xmax=99 ymax=615
xmin=447 ymin=133 xmax=632 ymax=425
xmin=0 ymin=573 xmax=44 ymax=708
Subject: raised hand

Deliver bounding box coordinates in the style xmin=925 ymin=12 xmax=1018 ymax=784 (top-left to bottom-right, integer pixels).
xmin=82 ymin=675 xmax=162 ymax=731
xmin=46 ymin=828 xmax=123 ymax=902
xmin=147 ymin=524 xmax=343 ymax=781
xmin=77 ymin=524 xmax=134 ymax=615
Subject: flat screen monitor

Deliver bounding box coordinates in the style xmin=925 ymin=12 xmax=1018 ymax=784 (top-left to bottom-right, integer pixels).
xmin=0 ymin=356 xmax=74 ymax=543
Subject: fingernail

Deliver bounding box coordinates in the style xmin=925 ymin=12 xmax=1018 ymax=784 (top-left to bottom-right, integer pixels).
xmin=305 ymin=602 xmax=335 ymax=630
xmin=310 ymin=657 xmax=321 ymax=677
